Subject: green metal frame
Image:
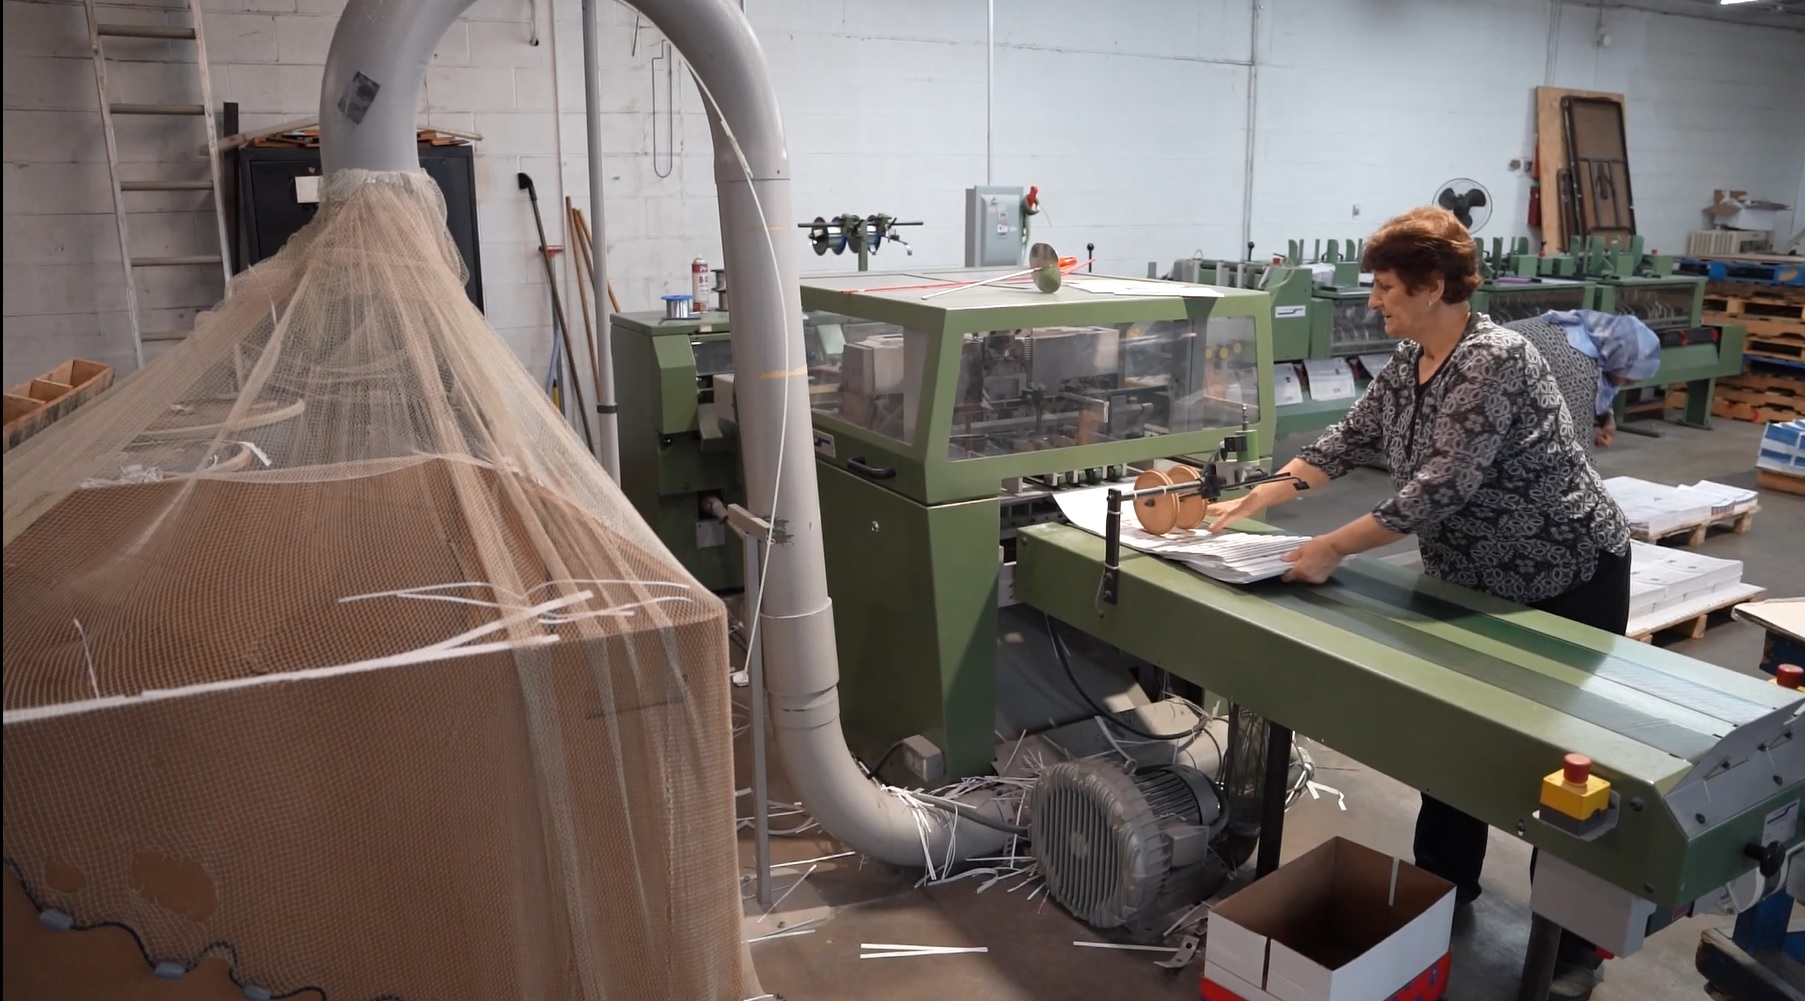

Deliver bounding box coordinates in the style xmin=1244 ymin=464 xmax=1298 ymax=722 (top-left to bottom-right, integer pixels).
xmin=611 ymin=309 xmax=745 ymax=590
xmin=1587 ymin=277 xmax=1741 ymax=431
xmin=1013 ymin=522 xmax=1802 ymax=907
xmin=1470 ymin=278 xmax=1597 ymax=324
xmin=798 ymin=271 xmax=1277 ymax=505
xmin=792 ymin=269 xmax=1277 ymax=778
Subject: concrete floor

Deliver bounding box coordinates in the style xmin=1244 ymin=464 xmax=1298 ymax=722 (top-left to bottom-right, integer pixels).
xmin=738 ymin=417 xmax=1804 ymax=1001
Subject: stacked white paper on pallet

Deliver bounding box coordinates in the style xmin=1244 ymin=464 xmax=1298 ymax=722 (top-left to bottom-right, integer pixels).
xmin=1683 ymin=480 xmax=1759 ymax=517
xmin=1628 ymin=541 xmax=1746 ymax=620
xmin=1604 ymin=476 xmax=1721 ymax=536
xmin=1052 ymin=485 xmax=1311 ymax=584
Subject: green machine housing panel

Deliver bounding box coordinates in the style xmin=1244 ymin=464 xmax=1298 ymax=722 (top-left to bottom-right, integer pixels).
xmin=818 ymin=461 xmax=1001 ymax=779
xmin=1013 ymin=522 xmax=1803 ymax=908
xmin=1472 ymin=278 xmax=1596 ymax=324
xmin=792 ymin=269 xmax=1279 ymax=780
xmin=611 ymin=310 xmax=745 ymax=590
xmin=798 ymin=270 xmax=1277 ymax=506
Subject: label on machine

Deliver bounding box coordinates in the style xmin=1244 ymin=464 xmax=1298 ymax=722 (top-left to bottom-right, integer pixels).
xmin=1274 ymin=365 xmax=1305 ymax=407
xmin=1274 ymin=304 xmax=1308 ymax=319
xmin=813 ymin=430 xmax=837 ymax=458
xmin=1304 ymin=359 xmax=1357 ymax=402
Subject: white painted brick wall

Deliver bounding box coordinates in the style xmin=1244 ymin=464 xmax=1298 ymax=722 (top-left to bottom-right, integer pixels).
xmin=5 ymin=0 xmax=1803 ymax=392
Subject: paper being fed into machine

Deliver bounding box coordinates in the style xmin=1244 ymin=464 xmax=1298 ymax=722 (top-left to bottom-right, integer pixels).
xmin=1053 ymin=485 xmax=1312 ymax=584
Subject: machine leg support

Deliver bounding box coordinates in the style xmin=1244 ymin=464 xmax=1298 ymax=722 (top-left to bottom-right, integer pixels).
xmin=1518 ymin=914 xmax=1562 ymax=1001
xmin=1255 ymin=723 xmax=1293 ymax=878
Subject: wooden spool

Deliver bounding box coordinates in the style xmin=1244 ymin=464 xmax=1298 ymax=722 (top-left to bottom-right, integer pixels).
xmin=1132 ymin=468 xmax=1178 ymax=535
xmin=1167 ymin=464 xmax=1206 ymax=530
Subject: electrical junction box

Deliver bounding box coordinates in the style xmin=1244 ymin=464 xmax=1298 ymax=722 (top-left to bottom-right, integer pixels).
xmin=965 ymin=186 xmax=1025 ymax=267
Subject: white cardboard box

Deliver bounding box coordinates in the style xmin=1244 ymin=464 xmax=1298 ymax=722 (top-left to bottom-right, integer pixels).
xmin=1203 ymin=838 xmax=1455 ymax=1001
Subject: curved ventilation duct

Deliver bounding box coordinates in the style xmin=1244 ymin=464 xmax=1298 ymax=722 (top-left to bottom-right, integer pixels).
xmin=319 ymin=0 xmax=1008 ymax=867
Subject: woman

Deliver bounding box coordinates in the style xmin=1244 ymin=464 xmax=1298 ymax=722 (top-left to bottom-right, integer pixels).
xmin=1205 ymin=206 xmax=1631 ymax=1001
xmin=1508 ymin=310 xmax=1662 ymax=449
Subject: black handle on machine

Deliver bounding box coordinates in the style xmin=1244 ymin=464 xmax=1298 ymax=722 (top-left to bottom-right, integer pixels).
xmin=847 ymin=457 xmax=896 ymax=480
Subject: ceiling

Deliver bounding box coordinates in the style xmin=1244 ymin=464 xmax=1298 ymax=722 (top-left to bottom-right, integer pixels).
xmin=1620 ymin=0 xmax=1805 ymax=28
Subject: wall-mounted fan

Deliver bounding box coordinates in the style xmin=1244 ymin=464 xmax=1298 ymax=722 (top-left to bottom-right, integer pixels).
xmin=1434 ymin=179 xmax=1492 ymax=233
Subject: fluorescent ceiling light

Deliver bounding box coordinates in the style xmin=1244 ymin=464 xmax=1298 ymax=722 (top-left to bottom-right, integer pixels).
xmin=1719 ymin=0 xmax=1762 ymax=5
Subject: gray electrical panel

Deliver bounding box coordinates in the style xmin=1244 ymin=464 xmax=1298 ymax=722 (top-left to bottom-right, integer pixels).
xmin=964 ymin=186 xmax=1026 ymax=267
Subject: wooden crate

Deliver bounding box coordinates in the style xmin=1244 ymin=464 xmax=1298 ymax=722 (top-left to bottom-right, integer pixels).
xmin=2 ymin=358 xmax=114 ymax=452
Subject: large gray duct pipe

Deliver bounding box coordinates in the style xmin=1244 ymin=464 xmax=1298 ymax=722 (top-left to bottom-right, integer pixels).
xmin=319 ymin=0 xmax=1008 ymax=866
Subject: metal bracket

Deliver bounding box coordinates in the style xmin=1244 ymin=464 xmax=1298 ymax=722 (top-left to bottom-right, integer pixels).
xmin=724 ymin=503 xmax=787 ymax=545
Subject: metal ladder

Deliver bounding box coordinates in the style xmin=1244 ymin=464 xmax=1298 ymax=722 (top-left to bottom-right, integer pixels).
xmin=82 ymin=0 xmax=233 ymax=369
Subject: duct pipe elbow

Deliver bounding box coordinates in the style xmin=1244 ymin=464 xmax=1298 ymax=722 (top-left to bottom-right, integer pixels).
xmin=320 ymin=0 xmax=476 ymax=174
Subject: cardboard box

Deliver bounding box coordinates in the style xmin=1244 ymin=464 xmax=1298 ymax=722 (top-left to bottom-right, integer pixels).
xmin=2 ymin=460 xmax=745 ymax=999
xmin=1202 ymin=838 xmax=1455 ymax=1001
xmin=3 ymin=357 xmax=114 ymax=452
xmin=1706 ymin=190 xmax=1789 ymax=234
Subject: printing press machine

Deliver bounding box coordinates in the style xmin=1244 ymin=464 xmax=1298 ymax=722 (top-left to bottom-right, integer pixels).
xmin=620 ymin=267 xmax=1803 ymax=995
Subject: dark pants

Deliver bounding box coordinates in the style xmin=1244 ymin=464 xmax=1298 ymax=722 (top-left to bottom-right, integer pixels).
xmin=1413 ymin=545 xmax=1632 ymax=966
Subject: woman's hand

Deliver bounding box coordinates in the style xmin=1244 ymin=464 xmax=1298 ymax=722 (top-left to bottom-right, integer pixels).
xmin=1280 ymin=537 xmax=1344 ymax=584
xmin=1594 ymin=413 xmax=1615 ymax=448
xmin=1204 ymin=483 xmax=1281 ymax=533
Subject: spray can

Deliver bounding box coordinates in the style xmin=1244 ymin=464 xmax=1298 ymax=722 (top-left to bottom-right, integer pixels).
xmin=691 ymin=257 xmax=710 ymax=311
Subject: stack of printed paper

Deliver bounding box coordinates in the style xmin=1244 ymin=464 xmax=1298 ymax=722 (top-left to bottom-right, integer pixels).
xmin=1628 ymin=541 xmax=1750 ymax=621
xmin=1052 ymin=485 xmax=1309 ymax=584
xmin=1603 ymin=476 xmax=1721 ymax=536
xmin=1681 ymin=480 xmax=1758 ymax=517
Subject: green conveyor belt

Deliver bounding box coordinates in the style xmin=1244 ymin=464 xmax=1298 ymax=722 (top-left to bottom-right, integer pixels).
xmin=1013 ymin=522 xmax=1803 ymax=907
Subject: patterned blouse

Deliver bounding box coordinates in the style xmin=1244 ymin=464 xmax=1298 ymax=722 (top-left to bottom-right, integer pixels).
xmin=1296 ymin=312 xmax=1630 ymax=604
xmin=1508 ymin=316 xmax=1605 ymax=453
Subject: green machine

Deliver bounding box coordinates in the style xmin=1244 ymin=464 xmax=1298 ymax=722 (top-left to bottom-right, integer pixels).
xmin=623 ymin=265 xmax=1800 ymax=986
xmin=1167 ymin=240 xmax=1386 ymax=438
xmin=611 ymin=309 xmax=747 ymax=590
xmin=1566 ymin=234 xmax=1747 ymax=430
xmin=1472 ymin=236 xmax=1598 ymax=322
xmin=1013 ymin=518 xmax=1802 ymax=948
xmin=788 ymin=269 xmax=1276 ymax=779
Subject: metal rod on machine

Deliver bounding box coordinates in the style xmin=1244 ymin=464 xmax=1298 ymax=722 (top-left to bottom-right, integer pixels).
xmin=1102 ymin=488 xmax=1123 ymax=605
xmin=744 ymin=525 xmax=773 ymax=907
xmin=1255 ymin=722 xmax=1292 ymax=877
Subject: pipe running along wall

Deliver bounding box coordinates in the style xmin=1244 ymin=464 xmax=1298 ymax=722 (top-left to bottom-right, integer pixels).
xmin=318 ymin=0 xmax=1009 ymax=866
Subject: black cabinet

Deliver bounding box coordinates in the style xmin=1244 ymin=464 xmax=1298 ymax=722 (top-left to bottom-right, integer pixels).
xmin=231 ymin=143 xmax=484 ymax=311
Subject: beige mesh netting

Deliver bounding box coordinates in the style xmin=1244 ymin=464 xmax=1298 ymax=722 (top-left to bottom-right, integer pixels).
xmin=2 ymin=170 xmax=751 ymax=1000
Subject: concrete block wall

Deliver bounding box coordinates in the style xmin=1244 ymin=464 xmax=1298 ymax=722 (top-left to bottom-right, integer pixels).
xmin=5 ymin=0 xmax=1803 ymax=390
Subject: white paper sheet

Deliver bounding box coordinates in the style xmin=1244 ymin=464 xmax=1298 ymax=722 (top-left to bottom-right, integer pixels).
xmin=1274 ymin=364 xmax=1305 ymax=407
xmin=1065 ymin=276 xmax=1224 ymax=299
xmin=1303 ymin=358 xmax=1357 ymax=401
xmin=1052 ymin=485 xmax=1312 ymax=584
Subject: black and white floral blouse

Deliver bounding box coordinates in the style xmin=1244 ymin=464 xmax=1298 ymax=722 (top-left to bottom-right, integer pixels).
xmin=1296 ymin=312 xmax=1630 ymax=604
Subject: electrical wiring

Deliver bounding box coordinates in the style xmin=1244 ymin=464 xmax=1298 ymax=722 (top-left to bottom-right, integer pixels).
xmin=1045 ymin=613 xmax=1209 ymax=743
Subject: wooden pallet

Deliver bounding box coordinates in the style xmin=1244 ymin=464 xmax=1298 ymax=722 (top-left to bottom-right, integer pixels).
xmin=1629 ymin=506 xmax=1759 ymax=547
xmin=1629 ymin=583 xmax=1767 ymax=643
xmin=1679 ymin=257 xmax=1804 ymax=286
xmin=1757 ymin=468 xmax=1805 ymax=497
xmin=1746 ymin=326 xmax=1805 ymax=362
xmin=1668 ymin=387 xmax=1803 ymax=424
xmin=1702 ymin=295 xmax=1805 ymax=322
xmin=1706 ymin=280 xmax=1805 ymax=303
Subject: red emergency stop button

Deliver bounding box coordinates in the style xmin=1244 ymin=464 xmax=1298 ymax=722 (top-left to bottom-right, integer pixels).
xmin=1779 ymin=664 xmax=1803 ymax=690
xmin=1563 ymin=754 xmax=1591 ymax=785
